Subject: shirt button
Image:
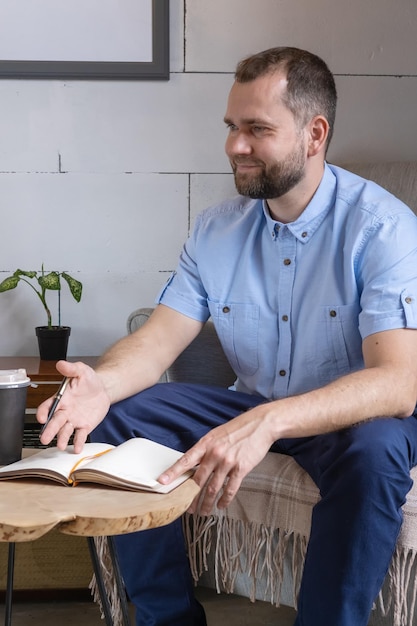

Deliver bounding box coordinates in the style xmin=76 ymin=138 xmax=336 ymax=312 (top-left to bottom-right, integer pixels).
xmin=282 ymin=315 xmax=288 ymax=322
xmin=301 ymin=231 xmax=308 ymax=238
xmin=329 ymin=310 xmax=337 ymax=317
xmin=405 ymin=297 xmax=413 ymax=304
xmin=283 ymin=259 xmax=291 ymax=266
xmin=279 ymin=370 xmax=286 ymax=377
xmin=222 ymin=306 xmax=230 ymax=313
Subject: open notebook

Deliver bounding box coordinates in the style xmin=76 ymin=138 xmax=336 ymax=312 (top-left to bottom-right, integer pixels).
xmin=0 ymin=438 xmax=192 ymax=493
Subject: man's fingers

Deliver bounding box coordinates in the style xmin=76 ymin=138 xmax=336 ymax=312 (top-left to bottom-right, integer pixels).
xmin=158 ymin=423 xmax=264 ymax=516
xmin=196 ymin=472 xmax=225 ymax=515
xmin=55 ymin=420 xmax=76 ymax=450
xmin=37 ymin=361 xmax=110 ymax=449
xmin=216 ymin=473 xmax=242 ymax=509
xmin=55 ymin=359 xmax=84 ymax=379
xmin=38 ymin=403 xmax=68 ymax=444
xmin=187 ymin=471 xmax=242 ymax=515
xmin=72 ymin=428 xmax=89 ymax=454
xmin=158 ymin=446 xmax=204 ymax=484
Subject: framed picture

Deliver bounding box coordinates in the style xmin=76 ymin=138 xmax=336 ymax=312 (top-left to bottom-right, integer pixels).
xmin=0 ymin=0 xmax=169 ymax=80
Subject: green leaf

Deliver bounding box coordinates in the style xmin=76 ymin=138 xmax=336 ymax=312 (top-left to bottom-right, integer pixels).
xmin=15 ymin=269 xmax=37 ymax=279
xmin=38 ymin=271 xmax=61 ymax=291
xmin=62 ymin=273 xmax=83 ymax=302
xmin=0 ymin=275 xmax=20 ymax=292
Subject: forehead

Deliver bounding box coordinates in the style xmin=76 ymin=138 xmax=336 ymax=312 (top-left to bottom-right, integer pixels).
xmin=225 ymin=72 xmax=293 ymax=123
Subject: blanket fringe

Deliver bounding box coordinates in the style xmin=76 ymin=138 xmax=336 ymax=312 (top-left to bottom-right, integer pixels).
xmin=88 ymin=520 xmax=417 ymax=626
xmin=184 ymin=513 xmax=417 ymax=626
xmin=375 ymin=546 xmax=417 ymax=626
xmin=183 ymin=512 xmax=307 ymax=607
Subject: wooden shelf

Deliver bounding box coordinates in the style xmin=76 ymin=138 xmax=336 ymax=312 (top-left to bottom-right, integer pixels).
xmin=0 ymin=357 xmax=98 ymax=408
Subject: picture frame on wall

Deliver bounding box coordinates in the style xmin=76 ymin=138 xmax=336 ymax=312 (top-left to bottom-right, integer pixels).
xmin=0 ymin=0 xmax=169 ymax=80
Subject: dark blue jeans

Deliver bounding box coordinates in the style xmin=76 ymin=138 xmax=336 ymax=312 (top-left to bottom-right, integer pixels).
xmin=91 ymin=383 xmax=417 ymax=626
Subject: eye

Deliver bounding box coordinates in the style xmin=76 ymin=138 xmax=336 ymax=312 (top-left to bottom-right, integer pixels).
xmin=226 ymin=123 xmax=238 ymax=132
xmin=252 ymin=125 xmax=267 ymax=134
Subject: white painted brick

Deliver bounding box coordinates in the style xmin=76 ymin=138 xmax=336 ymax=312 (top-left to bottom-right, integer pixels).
xmin=0 ymin=173 xmax=188 ymax=355
xmin=0 ymin=270 xmax=168 ymax=357
xmin=329 ymin=76 xmax=417 ymax=163
xmin=169 ymin=0 xmax=185 ymax=72
xmin=190 ymin=173 xmax=236 ymax=230
xmin=58 ymin=73 xmax=232 ymax=173
xmin=185 ymin=0 xmax=417 ymax=75
xmin=0 ymin=172 xmax=188 ymax=270
xmin=1 ymin=0 xmax=417 ymax=357
xmin=0 ymin=82 xmax=62 ymax=172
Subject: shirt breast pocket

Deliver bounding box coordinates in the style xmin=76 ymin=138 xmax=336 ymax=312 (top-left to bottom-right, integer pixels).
xmin=305 ymin=303 xmax=363 ymax=387
xmin=207 ymin=301 xmax=260 ymax=376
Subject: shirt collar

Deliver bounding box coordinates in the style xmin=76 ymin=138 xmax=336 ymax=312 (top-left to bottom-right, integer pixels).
xmin=262 ymin=162 xmax=337 ymax=243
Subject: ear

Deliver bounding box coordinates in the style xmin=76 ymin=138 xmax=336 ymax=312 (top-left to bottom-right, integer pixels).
xmin=306 ymin=116 xmax=329 ymax=157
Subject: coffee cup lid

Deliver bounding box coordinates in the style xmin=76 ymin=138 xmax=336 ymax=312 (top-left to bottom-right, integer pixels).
xmin=0 ymin=369 xmax=31 ymax=387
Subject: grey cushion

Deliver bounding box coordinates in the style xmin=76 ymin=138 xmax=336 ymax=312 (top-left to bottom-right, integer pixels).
xmin=341 ymin=161 xmax=417 ymax=215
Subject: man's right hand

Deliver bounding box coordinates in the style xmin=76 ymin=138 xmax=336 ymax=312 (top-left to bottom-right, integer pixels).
xmin=37 ymin=360 xmax=111 ymax=453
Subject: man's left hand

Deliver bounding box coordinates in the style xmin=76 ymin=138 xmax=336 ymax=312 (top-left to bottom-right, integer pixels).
xmin=158 ymin=406 xmax=274 ymax=515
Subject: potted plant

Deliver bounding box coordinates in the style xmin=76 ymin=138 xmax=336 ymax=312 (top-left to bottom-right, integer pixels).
xmin=0 ymin=265 xmax=82 ymax=360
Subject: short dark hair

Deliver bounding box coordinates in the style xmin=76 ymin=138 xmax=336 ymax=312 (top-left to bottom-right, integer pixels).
xmin=235 ymin=47 xmax=337 ymax=150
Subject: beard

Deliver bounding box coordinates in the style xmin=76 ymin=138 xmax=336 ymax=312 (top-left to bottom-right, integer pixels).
xmin=231 ymin=141 xmax=306 ymax=200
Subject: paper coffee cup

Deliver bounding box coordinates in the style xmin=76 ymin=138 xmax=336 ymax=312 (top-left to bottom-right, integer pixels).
xmin=0 ymin=369 xmax=31 ymax=465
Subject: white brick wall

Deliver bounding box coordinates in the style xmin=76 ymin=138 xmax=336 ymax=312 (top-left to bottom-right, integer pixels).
xmin=1 ymin=0 xmax=417 ymax=356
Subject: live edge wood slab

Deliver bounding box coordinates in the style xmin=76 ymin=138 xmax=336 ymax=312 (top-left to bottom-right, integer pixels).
xmin=0 ymin=478 xmax=200 ymax=542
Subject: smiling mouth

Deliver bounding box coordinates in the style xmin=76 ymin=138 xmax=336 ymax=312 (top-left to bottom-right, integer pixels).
xmin=234 ymin=161 xmax=262 ymax=170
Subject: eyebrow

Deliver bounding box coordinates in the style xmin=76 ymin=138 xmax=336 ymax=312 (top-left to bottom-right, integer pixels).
xmin=223 ymin=117 xmax=269 ymax=126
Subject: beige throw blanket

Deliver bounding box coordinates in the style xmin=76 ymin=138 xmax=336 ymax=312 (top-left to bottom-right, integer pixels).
xmin=91 ymin=453 xmax=417 ymax=626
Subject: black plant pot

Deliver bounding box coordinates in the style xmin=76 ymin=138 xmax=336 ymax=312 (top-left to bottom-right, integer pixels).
xmin=35 ymin=326 xmax=71 ymax=361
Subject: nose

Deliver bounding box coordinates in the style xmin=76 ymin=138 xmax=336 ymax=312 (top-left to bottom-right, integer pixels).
xmin=225 ymin=131 xmax=253 ymax=157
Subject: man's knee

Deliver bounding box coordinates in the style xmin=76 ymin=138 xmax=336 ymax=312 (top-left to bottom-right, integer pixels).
xmin=317 ymin=418 xmax=414 ymax=500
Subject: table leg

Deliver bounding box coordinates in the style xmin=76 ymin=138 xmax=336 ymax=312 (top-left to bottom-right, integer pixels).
xmin=4 ymin=543 xmax=15 ymax=626
xmin=87 ymin=537 xmax=115 ymax=626
xmin=106 ymin=537 xmax=132 ymax=626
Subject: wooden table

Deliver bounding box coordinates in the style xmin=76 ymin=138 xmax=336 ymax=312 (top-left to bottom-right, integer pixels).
xmin=0 ymin=454 xmax=200 ymax=626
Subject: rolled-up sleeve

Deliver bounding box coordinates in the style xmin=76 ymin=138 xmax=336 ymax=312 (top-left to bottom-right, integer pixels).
xmin=358 ymin=211 xmax=417 ymax=337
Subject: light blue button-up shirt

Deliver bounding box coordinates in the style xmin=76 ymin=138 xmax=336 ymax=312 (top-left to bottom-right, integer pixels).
xmin=157 ymin=164 xmax=417 ymax=400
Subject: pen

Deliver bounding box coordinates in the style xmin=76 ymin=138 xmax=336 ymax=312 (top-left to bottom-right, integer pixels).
xmin=39 ymin=376 xmax=70 ymax=438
